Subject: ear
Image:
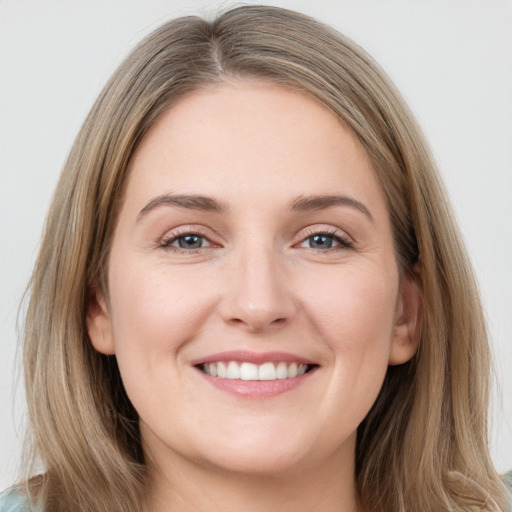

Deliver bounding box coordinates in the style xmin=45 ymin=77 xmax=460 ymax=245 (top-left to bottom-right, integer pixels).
xmin=389 ymin=263 xmax=422 ymax=366
xmin=86 ymin=286 xmax=115 ymax=355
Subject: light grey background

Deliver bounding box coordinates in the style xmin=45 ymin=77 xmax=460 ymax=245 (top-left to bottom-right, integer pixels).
xmin=1 ymin=0 xmax=511 ymax=488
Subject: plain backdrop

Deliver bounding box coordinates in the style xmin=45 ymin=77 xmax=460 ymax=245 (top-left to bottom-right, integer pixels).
xmin=1 ymin=0 xmax=511 ymax=489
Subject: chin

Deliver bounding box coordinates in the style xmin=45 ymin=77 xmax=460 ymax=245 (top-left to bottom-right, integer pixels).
xmin=200 ymin=444 xmax=312 ymax=477
xmin=190 ymin=424 xmax=350 ymax=478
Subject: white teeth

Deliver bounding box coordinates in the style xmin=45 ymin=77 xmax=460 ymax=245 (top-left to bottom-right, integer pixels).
xmin=201 ymin=361 xmax=312 ymax=381
xmin=226 ymin=361 xmax=240 ymax=379
xmin=275 ymin=362 xmax=288 ymax=379
xmin=217 ymin=361 xmax=227 ymax=378
xmin=258 ymin=362 xmax=276 ymax=380
xmin=240 ymin=362 xmax=258 ymax=380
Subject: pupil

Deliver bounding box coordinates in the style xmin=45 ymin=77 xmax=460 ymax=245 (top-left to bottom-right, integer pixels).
xmin=179 ymin=235 xmax=202 ymax=249
xmin=310 ymin=235 xmax=332 ymax=249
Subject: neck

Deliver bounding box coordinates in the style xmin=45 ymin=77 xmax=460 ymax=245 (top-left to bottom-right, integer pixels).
xmin=143 ymin=444 xmax=360 ymax=512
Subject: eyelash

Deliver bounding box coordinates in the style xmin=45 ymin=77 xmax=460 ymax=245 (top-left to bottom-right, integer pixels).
xmin=159 ymin=228 xmax=216 ymax=254
xmin=297 ymin=228 xmax=354 ymax=251
xmin=159 ymin=227 xmax=354 ymax=253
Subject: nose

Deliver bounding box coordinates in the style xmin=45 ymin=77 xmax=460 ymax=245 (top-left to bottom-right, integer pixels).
xmin=219 ymin=246 xmax=297 ymax=333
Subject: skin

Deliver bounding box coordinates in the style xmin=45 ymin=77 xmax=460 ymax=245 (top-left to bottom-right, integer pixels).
xmin=87 ymin=81 xmax=421 ymax=512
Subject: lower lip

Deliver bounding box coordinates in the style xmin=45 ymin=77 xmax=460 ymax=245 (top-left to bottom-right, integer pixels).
xmin=196 ymin=367 xmax=317 ymax=398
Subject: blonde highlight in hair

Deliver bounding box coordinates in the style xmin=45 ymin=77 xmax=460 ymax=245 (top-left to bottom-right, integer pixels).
xmin=22 ymin=5 xmax=509 ymax=511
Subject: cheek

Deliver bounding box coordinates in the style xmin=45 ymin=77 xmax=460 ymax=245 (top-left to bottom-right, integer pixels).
xmin=304 ymin=263 xmax=398 ymax=349
xmin=106 ymin=262 xmax=221 ymax=419
xmin=302 ymin=264 xmax=398 ymax=408
xmin=107 ymin=260 xmax=220 ymax=367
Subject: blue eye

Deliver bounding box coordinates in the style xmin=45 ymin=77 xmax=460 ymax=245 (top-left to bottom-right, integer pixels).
xmin=298 ymin=232 xmax=352 ymax=250
xmin=307 ymin=234 xmax=335 ymax=249
xmin=175 ymin=234 xmax=204 ymax=249
xmin=163 ymin=234 xmax=210 ymax=250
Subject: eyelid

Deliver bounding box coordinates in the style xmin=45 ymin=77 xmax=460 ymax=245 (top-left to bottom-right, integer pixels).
xmin=159 ymin=225 xmax=223 ymax=251
xmin=167 ymin=234 xmax=213 ymax=249
xmin=156 ymin=224 xmax=354 ymax=253
xmin=294 ymin=225 xmax=354 ymax=247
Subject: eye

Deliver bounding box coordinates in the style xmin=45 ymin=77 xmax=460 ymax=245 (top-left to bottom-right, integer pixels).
xmin=161 ymin=232 xmax=213 ymax=251
xmin=306 ymin=234 xmax=335 ymax=249
xmin=297 ymin=231 xmax=353 ymax=250
xmin=175 ymin=234 xmax=207 ymax=249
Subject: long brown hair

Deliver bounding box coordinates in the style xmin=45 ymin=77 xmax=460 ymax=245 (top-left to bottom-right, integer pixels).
xmin=22 ymin=5 xmax=509 ymax=511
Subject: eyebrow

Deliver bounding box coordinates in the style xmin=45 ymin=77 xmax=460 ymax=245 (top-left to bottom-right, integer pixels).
xmin=290 ymin=194 xmax=374 ymax=223
xmin=137 ymin=193 xmax=228 ymax=221
xmin=137 ymin=192 xmax=373 ymax=223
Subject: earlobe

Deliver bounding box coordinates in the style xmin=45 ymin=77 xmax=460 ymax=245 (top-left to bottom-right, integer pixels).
xmin=86 ymin=287 xmax=115 ymax=355
xmin=389 ymin=264 xmax=422 ymax=366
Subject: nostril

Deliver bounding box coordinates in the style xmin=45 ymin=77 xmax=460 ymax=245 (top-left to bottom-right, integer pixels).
xmin=226 ymin=315 xmax=288 ymax=332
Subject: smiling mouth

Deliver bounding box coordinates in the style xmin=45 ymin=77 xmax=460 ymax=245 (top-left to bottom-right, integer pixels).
xmin=199 ymin=361 xmax=316 ymax=381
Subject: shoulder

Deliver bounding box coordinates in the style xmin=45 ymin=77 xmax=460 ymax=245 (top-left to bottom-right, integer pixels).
xmin=0 ymin=488 xmax=30 ymax=512
xmin=504 ymin=471 xmax=512 ymax=511
xmin=505 ymin=469 xmax=512 ymax=491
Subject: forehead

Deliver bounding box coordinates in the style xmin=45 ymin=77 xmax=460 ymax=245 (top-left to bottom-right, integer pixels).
xmin=125 ymin=81 xmax=385 ymax=215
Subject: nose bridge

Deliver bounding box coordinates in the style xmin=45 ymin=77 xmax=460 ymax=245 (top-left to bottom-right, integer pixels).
xmin=220 ymin=237 xmax=295 ymax=331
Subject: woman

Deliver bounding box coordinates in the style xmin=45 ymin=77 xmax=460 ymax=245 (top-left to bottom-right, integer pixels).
xmin=2 ymin=5 xmax=510 ymax=511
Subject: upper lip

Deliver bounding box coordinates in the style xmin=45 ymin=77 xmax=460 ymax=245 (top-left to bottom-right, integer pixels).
xmin=190 ymin=350 xmax=317 ymax=366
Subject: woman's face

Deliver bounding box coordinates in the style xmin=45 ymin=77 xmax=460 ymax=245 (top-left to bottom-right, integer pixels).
xmin=88 ymin=81 xmax=420 ymax=477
